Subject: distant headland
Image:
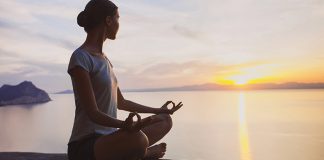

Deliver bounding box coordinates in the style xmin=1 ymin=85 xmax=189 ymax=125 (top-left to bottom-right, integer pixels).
xmin=57 ymin=82 xmax=324 ymax=93
xmin=0 ymin=81 xmax=51 ymax=106
xmin=122 ymin=82 xmax=324 ymax=92
xmin=53 ymin=89 xmax=73 ymax=94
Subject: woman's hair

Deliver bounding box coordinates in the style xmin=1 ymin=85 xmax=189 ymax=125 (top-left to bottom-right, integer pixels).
xmin=77 ymin=0 xmax=118 ymax=33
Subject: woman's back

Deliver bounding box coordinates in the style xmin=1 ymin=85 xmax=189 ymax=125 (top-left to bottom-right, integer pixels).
xmin=67 ymin=47 xmax=119 ymax=144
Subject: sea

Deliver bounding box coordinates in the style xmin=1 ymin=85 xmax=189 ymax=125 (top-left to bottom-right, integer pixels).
xmin=0 ymin=90 xmax=324 ymax=160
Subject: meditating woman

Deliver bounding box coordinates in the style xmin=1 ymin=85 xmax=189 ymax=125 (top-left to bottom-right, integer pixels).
xmin=66 ymin=0 xmax=183 ymax=160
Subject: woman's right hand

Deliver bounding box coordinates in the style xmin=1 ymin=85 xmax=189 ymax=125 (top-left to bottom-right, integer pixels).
xmin=122 ymin=112 xmax=152 ymax=132
xmin=158 ymin=101 xmax=183 ymax=115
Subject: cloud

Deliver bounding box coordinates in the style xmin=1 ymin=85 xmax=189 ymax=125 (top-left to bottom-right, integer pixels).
xmin=0 ymin=48 xmax=20 ymax=58
xmin=0 ymin=0 xmax=84 ymax=53
xmin=32 ymin=32 xmax=78 ymax=50
xmin=0 ymin=54 xmax=70 ymax=93
xmin=113 ymin=59 xmax=274 ymax=89
xmin=1 ymin=0 xmax=324 ymax=92
xmin=114 ymin=60 xmax=220 ymax=89
xmin=0 ymin=19 xmax=15 ymax=28
xmin=172 ymin=25 xmax=204 ymax=40
xmin=0 ymin=49 xmax=66 ymax=77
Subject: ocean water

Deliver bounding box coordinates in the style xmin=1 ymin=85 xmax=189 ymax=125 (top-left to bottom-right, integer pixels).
xmin=0 ymin=90 xmax=324 ymax=160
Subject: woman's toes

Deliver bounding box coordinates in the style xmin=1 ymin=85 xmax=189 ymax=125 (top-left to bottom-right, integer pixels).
xmin=160 ymin=152 xmax=165 ymax=158
xmin=160 ymin=142 xmax=167 ymax=152
xmin=144 ymin=143 xmax=168 ymax=159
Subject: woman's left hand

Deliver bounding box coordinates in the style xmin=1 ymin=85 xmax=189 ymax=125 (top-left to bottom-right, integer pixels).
xmin=122 ymin=112 xmax=153 ymax=132
xmin=158 ymin=101 xmax=183 ymax=115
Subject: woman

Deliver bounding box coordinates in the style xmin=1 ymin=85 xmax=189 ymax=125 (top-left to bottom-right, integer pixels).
xmin=66 ymin=0 xmax=183 ymax=160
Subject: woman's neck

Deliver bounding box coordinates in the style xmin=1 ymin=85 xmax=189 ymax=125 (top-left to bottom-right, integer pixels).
xmin=81 ymin=28 xmax=106 ymax=55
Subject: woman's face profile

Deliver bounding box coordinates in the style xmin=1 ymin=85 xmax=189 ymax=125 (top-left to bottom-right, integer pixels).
xmin=105 ymin=9 xmax=120 ymax=40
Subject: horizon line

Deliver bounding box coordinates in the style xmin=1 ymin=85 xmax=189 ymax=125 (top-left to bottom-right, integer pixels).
xmin=53 ymin=82 xmax=324 ymax=93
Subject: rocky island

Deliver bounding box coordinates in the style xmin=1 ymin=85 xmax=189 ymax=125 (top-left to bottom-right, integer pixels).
xmin=0 ymin=81 xmax=51 ymax=106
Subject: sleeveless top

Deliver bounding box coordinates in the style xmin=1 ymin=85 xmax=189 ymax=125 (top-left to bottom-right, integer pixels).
xmin=67 ymin=47 xmax=118 ymax=144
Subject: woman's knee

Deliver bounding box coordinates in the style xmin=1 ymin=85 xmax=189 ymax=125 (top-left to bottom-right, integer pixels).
xmin=128 ymin=130 xmax=149 ymax=158
xmin=134 ymin=130 xmax=149 ymax=147
xmin=159 ymin=113 xmax=173 ymax=131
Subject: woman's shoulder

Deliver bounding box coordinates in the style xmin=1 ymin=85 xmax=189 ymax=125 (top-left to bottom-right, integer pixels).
xmin=71 ymin=47 xmax=92 ymax=59
xmin=67 ymin=47 xmax=95 ymax=75
xmin=69 ymin=47 xmax=98 ymax=65
xmin=73 ymin=47 xmax=108 ymax=62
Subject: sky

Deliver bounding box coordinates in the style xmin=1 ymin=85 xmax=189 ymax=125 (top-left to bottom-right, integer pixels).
xmin=0 ymin=0 xmax=324 ymax=92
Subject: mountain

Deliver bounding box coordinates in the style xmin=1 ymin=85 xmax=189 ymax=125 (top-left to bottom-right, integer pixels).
xmin=57 ymin=82 xmax=324 ymax=93
xmin=53 ymin=89 xmax=73 ymax=94
xmin=122 ymin=83 xmax=230 ymax=92
xmin=0 ymin=81 xmax=51 ymax=106
xmin=123 ymin=82 xmax=324 ymax=92
xmin=246 ymin=82 xmax=324 ymax=89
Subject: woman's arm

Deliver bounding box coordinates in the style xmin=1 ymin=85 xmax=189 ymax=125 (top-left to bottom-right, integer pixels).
xmin=117 ymin=88 xmax=160 ymax=114
xmin=70 ymin=66 xmax=124 ymax=128
xmin=118 ymin=88 xmax=183 ymax=114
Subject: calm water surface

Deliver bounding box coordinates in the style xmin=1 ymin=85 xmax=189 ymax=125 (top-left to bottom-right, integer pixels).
xmin=0 ymin=90 xmax=324 ymax=160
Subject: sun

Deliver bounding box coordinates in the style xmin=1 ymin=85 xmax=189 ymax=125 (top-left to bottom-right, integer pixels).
xmin=216 ymin=76 xmax=251 ymax=85
xmin=233 ymin=77 xmax=249 ymax=85
xmin=217 ymin=64 xmax=275 ymax=86
xmin=228 ymin=75 xmax=252 ymax=86
xmin=235 ymin=78 xmax=249 ymax=85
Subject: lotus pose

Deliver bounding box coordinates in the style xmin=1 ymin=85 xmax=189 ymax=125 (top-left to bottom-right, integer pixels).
xmin=66 ymin=0 xmax=183 ymax=160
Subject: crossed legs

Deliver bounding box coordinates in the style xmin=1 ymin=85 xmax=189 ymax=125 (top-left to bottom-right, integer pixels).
xmin=94 ymin=114 xmax=173 ymax=160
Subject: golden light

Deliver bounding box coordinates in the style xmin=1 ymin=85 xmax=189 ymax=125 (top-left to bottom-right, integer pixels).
xmin=238 ymin=92 xmax=252 ymax=160
xmin=232 ymin=76 xmax=250 ymax=85
xmin=213 ymin=63 xmax=279 ymax=86
xmin=228 ymin=74 xmax=254 ymax=86
xmin=228 ymin=65 xmax=275 ymax=85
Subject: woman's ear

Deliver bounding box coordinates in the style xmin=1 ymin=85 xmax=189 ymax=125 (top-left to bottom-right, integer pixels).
xmin=105 ymin=16 xmax=113 ymax=26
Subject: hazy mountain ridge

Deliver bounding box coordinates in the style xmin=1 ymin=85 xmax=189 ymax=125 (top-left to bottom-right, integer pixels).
xmin=54 ymin=89 xmax=73 ymax=94
xmin=56 ymin=82 xmax=324 ymax=93
xmin=122 ymin=82 xmax=324 ymax=92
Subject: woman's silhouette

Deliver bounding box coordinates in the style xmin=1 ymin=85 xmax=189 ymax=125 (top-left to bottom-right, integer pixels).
xmin=66 ymin=0 xmax=183 ymax=160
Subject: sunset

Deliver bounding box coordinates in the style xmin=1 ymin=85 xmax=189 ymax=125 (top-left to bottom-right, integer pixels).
xmin=0 ymin=0 xmax=324 ymax=92
xmin=0 ymin=0 xmax=324 ymax=160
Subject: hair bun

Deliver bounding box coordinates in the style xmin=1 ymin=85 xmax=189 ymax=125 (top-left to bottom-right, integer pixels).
xmin=77 ymin=11 xmax=88 ymax=27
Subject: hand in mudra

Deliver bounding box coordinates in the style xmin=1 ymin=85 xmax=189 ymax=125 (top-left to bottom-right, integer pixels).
xmin=159 ymin=101 xmax=183 ymax=115
xmin=122 ymin=112 xmax=153 ymax=132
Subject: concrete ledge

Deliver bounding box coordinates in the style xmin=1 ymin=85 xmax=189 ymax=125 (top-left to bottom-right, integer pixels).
xmin=0 ymin=152 xmax=172 ymax=160
xmin=0 ymin=152 xmax=68 ymax=160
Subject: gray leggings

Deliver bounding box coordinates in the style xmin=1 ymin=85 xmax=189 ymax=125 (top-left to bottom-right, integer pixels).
xmin=67 ymin=133 xmax=103 ymax=160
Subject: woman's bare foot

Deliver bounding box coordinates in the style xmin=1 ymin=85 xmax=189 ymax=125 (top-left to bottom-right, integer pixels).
xmin=143 ymin=142 xmax=167 ymax=159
